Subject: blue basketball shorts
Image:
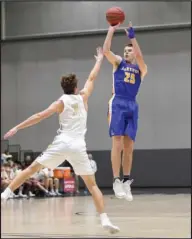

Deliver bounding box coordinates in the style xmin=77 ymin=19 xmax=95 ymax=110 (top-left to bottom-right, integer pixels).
xmin=107 ymin=96 xmax=139 ymax=141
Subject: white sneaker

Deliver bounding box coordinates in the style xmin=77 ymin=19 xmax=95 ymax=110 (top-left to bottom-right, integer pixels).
xmin=9 ymin=193 xmax=14 ymax=199
xmin=49 ymin=191 xmax=57 ymax=196
xmin=1 ymin=188 xmax=12 ymax=200
xmin=1 ymin=192 xmax=9 ymax=200
xmin=113 ymin=179 xmax=126 ymax=199
xmin=18 ymin=193 xmax=28 ymax=198
xmin=55 ymin=191 xmax=62 ymax=196
xmin=12 ymin=193 xmax=19 ymax=198
xmin=29 ymin=191 xmax=35 ymax=197
xmin=123 ymin=179 xmax=134 ymax=201
xmin=102 ymin=218 xmax=120 ymax=234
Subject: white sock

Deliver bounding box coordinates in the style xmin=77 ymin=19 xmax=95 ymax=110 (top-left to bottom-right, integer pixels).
xmin=100 ymin=213 xmax=109 ymax=223
xmin=55 ymin=189 xmax=59 ymax=193
xmin=3 ymin=187 xmax=13 ymax=198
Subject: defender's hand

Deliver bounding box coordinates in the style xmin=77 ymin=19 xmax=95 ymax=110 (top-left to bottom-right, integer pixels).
xmin=94 ymin=47 xmax=104 ymax=61
xmin=4 ymin=127 xmax=18 ymax=139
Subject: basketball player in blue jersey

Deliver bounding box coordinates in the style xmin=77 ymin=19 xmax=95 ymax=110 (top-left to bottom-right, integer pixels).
xmin=103 ymin=22 xmax=147 ymax=200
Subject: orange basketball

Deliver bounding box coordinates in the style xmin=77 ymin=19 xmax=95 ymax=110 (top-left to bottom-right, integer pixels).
xmin=106 ymin=7 xmax=125 ymax=26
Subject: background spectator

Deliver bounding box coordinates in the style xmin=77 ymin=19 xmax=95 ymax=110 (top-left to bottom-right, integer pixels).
xmin=1 ymin=163 xmax=19 ymax=198
xmin=30 ymin=170 xmax=52 ymax=197
xmin=1 ymin=150 xmax=13 ymax=164
xmin=42 ymin=168 xmax=62 ymax=196
xmin=13 ymin=162 xmax=34 ymax=198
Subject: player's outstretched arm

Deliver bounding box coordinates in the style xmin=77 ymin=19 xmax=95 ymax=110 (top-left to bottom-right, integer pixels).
xmin=3 ymin=101 xmax=64 ymax=139
xmin=103 ymin=24 xmax=122 ymax=67
xmin=125 ymin=22 xmax=147 ymax=79
xmin=80 ymin=47 xmax=104 ymax=99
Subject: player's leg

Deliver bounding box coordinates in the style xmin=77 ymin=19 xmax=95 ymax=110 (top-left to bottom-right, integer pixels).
xmin=111 ymin=136 xmax=123 ymax=178
xmin=1 ymin=138 xmax=67 ymax=200
xmin=122 ymin=102 xmax=138 ymax=201
xmin=111 ymin=136 xmax=125 ymax=198
xmin=108 ymin=98 xmax=126 ymax=198
xmin=68 ymin=150 xmax=120 ymax=234
xmin=80 ymin=175 xmax=119 ymax=234
xmin=1 ymin=161 xmax=43 ymax=200
xmin=122 ymin=136 xmax=134 ymax=201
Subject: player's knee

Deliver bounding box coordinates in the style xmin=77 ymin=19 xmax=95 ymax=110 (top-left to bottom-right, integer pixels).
xmin=123 ymin=139 xmax=134 ymax=155
xmin=27 ymin=162 xmax=42 ymax=176
xmin=112 ymin=136 xmax=123 ymax=152
xmin=81 ymin=175 xmax=96 ymax=193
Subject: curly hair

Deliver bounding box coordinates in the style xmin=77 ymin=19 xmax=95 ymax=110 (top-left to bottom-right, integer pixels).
xmin=60 ymin=74 xmax=78 ymax=94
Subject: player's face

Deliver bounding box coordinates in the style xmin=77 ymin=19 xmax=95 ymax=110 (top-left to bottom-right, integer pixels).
xmin=124 ymin=46 xmax=134 ymax=63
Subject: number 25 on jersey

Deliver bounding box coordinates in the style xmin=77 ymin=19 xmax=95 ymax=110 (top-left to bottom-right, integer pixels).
xmin=124 ymin=72 xmax=135 ymax=84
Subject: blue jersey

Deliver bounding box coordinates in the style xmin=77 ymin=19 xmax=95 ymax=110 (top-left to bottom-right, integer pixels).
xmin=113 ymin=60 xmax=141 ymax=101
xmin=108 ymin=60 xmax=142 ymax=140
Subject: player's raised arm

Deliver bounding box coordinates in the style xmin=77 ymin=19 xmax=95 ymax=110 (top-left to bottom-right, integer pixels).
xmin=103 ymin=24 xmax=122 ymax=67
xmin=125 ymin=22 xmax=147 ymax=78
xmin=3 ymin=101 xmax=64 ymax=139
xmin=80 ymin=47 xmax=104 ymax=99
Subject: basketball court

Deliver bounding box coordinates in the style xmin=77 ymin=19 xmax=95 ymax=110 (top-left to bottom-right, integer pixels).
xmin=1 ymin=190 xmax=190 ymax=238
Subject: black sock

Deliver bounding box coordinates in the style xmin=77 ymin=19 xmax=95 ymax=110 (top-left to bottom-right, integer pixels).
xmin=123 ymin=175 xmax=130 ymax=183
xmin=113 ymin=177 xmax=120 ymax=182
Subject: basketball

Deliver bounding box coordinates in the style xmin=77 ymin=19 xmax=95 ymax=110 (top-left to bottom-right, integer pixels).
xmin=106 ymin=7 xmax=125 ymax=26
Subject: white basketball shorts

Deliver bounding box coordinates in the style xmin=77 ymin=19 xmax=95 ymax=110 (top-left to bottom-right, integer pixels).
xmin=35 ymin=135 xmax=93 ymax=176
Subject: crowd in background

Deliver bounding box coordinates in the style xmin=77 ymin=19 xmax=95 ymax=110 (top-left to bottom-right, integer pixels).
xmin=1 ymin=150 xmax=97 ymax=199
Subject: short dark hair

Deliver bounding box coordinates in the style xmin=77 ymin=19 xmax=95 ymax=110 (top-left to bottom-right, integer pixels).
xmin=125 ymin=43 xmax=133 ymax=48
xmin=60 ymin=74 xmax=78 ymax=94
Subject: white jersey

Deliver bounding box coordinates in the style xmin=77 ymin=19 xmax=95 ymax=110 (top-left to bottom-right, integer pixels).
xmin=57 ymin=94 xmax=87 ymax=138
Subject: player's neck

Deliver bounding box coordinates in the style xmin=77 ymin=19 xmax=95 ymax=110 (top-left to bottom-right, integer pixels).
xmin=125 ymin=59 xmax=135 ymax=65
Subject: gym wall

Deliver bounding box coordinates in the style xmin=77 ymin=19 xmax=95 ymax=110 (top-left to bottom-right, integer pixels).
xmin=5 ymin=2 xmax=191 ymax=37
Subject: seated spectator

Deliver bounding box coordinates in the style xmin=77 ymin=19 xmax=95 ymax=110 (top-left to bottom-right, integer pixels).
xmin=29 ymin=170 xmax=51 ymax=197
xmin=13 ymin=162 xmax=35 ymax=198
xmin=1 ymin=164 xmax=11 ymax=192
xmin=19 ymin=160 xmax=48 ymax=197
xmin=1 ymin=150 xmax=13 ymax=164
xmin=42 ymin=168 xmax=62 ymax=196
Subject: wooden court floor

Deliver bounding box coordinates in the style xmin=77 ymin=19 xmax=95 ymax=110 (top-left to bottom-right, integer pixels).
xmin=1 ymin=192 xmax=191 ymax=238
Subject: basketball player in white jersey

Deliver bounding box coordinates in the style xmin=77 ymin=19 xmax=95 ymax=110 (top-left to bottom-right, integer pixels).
xmin=1 ymin=47 xmax=119 ymax=234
